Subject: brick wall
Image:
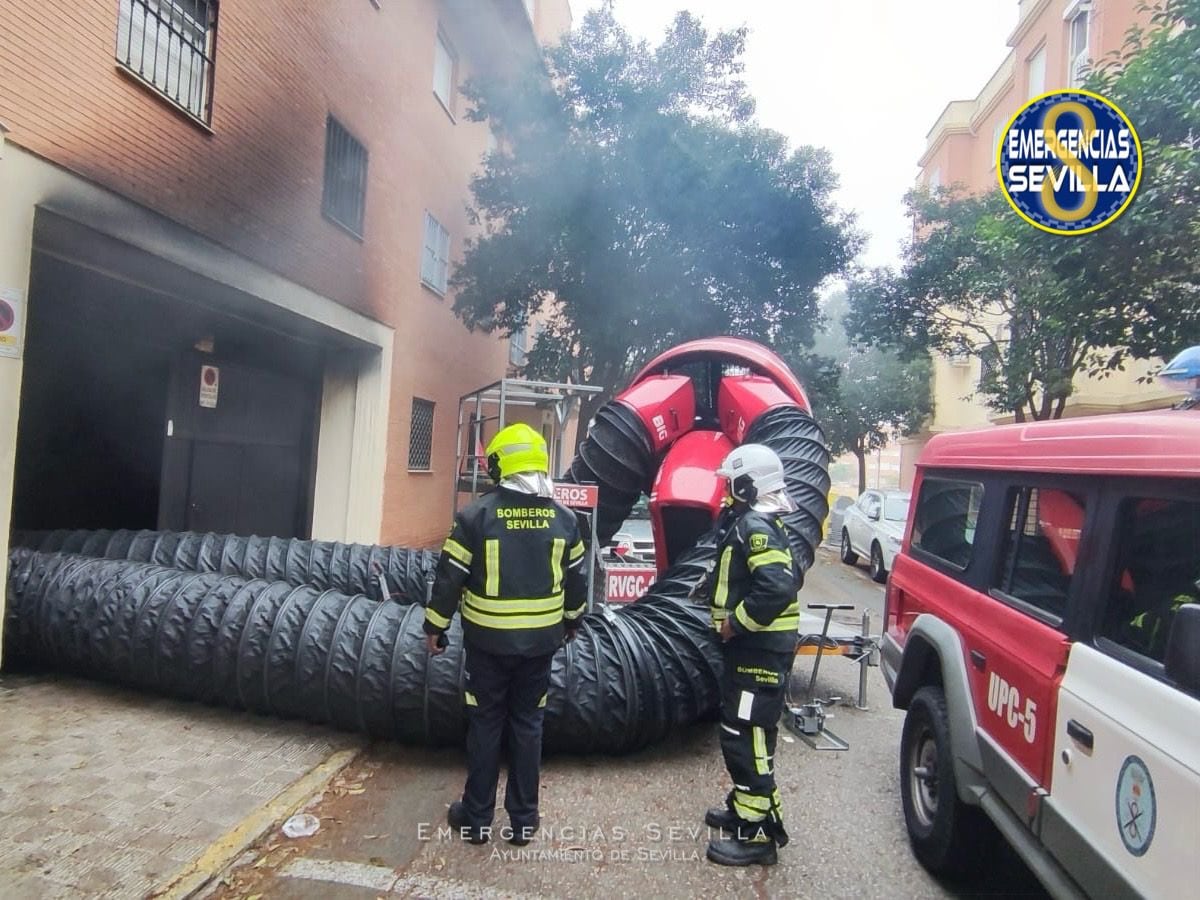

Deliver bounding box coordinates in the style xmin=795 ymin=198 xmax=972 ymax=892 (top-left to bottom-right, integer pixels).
xmin=0 ymin=0 xmax=574 ymax=547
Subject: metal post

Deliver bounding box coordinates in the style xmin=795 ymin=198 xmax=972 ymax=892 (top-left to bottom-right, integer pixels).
xmin=470 ymin=394 xmax=483 ymax=499
xmin=806 ymin=608 xmax=835 ymax=699
xmin=452 ymin=397 xmax=466 ymax=515
xmin=498 ymin=379 xmax=508 ymax=429
xmin=585 ymin=509 xmax=597 ymax=614
xmin=856 ymin=609 xmax=871 ymax=710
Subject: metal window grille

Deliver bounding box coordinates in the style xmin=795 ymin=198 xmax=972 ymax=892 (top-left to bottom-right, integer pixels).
xmin=117 ymin=0 xmax=218 ymax=124
xmin=978 ymin=345 xmax=1001 ymax=389
xmin=409 ymin=398 xmax=435 ymax=471
xmin=322 ymin=116 xmax=369 ymax=238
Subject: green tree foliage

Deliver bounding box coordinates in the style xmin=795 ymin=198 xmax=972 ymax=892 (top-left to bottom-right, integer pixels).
xmin=788 ymin=292 xmax=932 ymax=493
xmin=451 ymin=3 xmax=859 ymax=429
xmin=847 ymin=0 xmax=1199 ymax=422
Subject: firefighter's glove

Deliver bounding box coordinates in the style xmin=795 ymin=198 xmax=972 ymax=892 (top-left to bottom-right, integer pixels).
xmin=425 ymin=632 xmax=448 ymax=656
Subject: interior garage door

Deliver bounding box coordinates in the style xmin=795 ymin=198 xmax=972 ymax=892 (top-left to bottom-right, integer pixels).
xmin=159 ymin=354 xmax=315 ymax=538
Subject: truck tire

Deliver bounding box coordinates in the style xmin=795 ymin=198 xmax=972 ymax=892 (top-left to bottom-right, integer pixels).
xmin=899 ymin=685 xmax=989 ymax=878
xmin=840 ymin=530 xmax=858 ymax=565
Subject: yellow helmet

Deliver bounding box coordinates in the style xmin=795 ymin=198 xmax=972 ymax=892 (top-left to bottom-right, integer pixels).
xmin=486 ymin=423 xmax=549 ymax=481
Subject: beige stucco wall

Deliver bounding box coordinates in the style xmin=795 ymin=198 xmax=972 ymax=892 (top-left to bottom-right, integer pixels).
xmin=914 ymin=0 xmax=1168 ymax=447
xmin=0 ymin=133 xmax=34 ymax=667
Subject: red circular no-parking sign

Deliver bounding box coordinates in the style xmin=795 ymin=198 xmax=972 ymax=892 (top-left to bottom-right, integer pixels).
xmin=0 ymin=299 xmax=14 ymax=332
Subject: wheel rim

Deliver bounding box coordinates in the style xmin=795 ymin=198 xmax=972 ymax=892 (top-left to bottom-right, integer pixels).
xmin=908 ymin=726 xmax=939 ymax=828
xmin=871 ymin=546 xmax=882 ymax=576
xmin=842 ymin=533 xmax=851 ymax=558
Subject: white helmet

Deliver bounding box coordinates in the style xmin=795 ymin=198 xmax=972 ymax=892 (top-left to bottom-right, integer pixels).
xmin=717 ymin=444 xmax=787 ymax=504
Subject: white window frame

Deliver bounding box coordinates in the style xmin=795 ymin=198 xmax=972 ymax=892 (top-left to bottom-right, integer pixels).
xmin=926 ymin=166 xmax=942 ymax=193
xmin=1027 ymin=44 xmax=1047 ymax=99
xmin=1067 ymin=9 xmax=1091 ymax=87
xmin=433 ymin=28 xmax=457 ymax=119
xmin=509 ymin=325 xmax=528 ymax=366
xmin=992 ymin=120 xmax=1007 ymax=169
xmin=421 ymin=212 xmax=451 ymax=295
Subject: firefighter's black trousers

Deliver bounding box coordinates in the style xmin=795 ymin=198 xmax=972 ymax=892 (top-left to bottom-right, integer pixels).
xmin=461 ymin=645 xmax=554 ymax=831
xmin=717 ymin=647 xmax=793 ymax=841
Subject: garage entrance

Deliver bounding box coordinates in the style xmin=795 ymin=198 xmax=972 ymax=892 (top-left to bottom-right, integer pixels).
xmin=11 ymin=222 xmax=339 ymax=540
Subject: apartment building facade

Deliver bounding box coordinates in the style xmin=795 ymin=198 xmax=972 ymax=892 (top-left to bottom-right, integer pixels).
xmin=902 ymin=0 xmax=1180 ymax=485
xmin=0 ymin=0 xmax=572 ymax=636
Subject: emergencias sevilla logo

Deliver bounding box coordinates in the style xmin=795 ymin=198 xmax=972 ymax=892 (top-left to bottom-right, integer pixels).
xmin=998 ymin=90 xmax=1142 ymax=235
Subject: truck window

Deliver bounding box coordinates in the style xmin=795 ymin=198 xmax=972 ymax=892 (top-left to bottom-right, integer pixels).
xmin=1098 ymin=496 xmax=1200 ymax=665
xmin=911 ymin=477 xmax=984 ymax=570
xmin=993 ymin=486 xmax=1084 ymax=621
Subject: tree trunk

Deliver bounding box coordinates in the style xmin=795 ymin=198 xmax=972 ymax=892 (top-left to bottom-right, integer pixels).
xmin=854 ymin=448 xmax=868 ymax=495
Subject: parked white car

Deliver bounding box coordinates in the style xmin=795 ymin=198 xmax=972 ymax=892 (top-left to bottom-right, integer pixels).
xmin=840 ymin=489 xmax=910 ymax=583
xmin=605 ymin=497 xmax=655 ymax=565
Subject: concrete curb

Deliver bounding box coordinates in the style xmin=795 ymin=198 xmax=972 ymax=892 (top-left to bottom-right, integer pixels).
xmin=151 ymin=746 xmax=363 ymax=899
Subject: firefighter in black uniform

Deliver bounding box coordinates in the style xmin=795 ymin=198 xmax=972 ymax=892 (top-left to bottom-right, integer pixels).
xmin=424 ymin=423 xmax=587 ymax=846
xmin=702 ymin=443 xmax=801 ymax=867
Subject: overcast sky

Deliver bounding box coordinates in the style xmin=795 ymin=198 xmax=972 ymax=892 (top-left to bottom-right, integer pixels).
xmin=569 ymin=0 xmax=1018 ymax=269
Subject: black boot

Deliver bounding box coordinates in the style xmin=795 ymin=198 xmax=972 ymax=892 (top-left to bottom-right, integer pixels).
xmin=508 ymin=818 xmax=538 ymax=847
xmin=706 ymin=831 xmax=778 ymax=867
xmin=704 ymin=806 xmax=741 ymax=831
xmin=447 ymin=801 xmax=488 ymax=845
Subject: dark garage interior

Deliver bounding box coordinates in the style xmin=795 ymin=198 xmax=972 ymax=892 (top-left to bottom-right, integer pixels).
xmin=11 ymin=244 xmax=326 ymax=540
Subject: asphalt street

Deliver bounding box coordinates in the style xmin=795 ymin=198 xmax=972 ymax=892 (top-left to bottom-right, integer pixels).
xmin=208 ymin=548 xmax=1047 ymax=899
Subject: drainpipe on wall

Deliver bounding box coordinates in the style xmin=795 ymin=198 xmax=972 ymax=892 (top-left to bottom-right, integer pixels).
xmin=0 ymin=121 xmax=9 ymax=159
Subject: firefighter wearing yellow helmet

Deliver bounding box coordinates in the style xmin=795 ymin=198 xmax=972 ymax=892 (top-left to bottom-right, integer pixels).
xmin=424 ymin=422 xmax=587 ymax=846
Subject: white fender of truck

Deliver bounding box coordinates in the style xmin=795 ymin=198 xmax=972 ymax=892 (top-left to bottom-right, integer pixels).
xmin=891 ymin=613 xmax=987 ymax=804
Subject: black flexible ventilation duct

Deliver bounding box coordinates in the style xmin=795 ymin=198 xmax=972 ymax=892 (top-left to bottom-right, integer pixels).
xmin=4 ymin=541 xmax=720 ymax=754
xmin=744 ymin=406 xmax=832 ymax=573
xmin=3 ymin=405 xmax=829 ymax=754
xmin=10 ymin=530 xmax=435 ymax=605
xmin=562 ymin=401 xmax=655 ymax=545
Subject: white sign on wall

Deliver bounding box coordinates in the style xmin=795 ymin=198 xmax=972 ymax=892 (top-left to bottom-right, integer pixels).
xmin=199 ymin=365 xmax=220 ymax=408
xmin=0 ymin=287 xmax=25 ymax=359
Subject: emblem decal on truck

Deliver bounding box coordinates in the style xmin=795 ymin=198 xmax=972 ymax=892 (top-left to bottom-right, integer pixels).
xmin=1115 ymin=755 xmax=1156 ymax=857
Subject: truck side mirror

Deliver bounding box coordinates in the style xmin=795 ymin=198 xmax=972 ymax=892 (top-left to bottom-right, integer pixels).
xmin=1164 ymin=603 xmax=1200 ymax=696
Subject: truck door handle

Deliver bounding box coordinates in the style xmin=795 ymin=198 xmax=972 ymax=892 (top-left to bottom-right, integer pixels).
xmin=970 ymin=650 xmax=986 ymax=671
xmin=1067 ymin=719 xmax=1094 ymax=750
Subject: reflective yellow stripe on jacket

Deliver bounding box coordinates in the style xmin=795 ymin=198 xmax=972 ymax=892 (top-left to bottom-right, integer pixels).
xmin=711 ymin=546 xmax=734 ymax=629
xmin=747 ymin=548 xmax=792 ymax=572
xmin=734 ymin=598 xmax=800 ymax=633
xmin=442 ymin=537 xmax=473 ymax=570
xmin=463 ymin=591 xmax=565 ymax=630
xmin=550 ymin=538 xmax=565 ymax=593
xmin=484 ymin=539 xmax=500 ymax=595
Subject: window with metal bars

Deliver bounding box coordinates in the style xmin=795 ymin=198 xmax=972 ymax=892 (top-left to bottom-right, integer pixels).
xmin=322 ymin=116 xmax=369 ymax=238
xmin=117 ymin=0 xmax=218 ymax=124
xmin=409 ymin=398 xmax=435 ymax=471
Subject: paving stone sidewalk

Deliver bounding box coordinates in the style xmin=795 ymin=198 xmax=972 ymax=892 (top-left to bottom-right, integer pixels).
xmin=0 ymin=671 xmax=361 ymax=899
